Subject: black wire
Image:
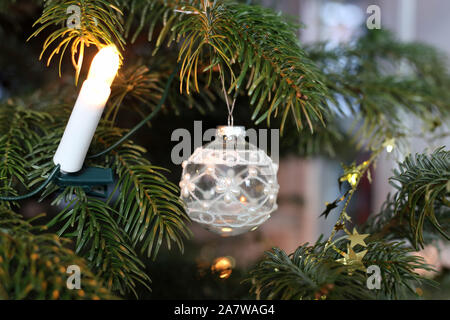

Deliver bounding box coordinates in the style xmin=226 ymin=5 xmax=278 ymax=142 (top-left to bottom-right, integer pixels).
xmin=0 ymin=165 xmax=60 ymax=201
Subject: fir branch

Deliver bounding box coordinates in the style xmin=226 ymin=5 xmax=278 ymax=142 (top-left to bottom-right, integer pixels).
xmin=0 ymin=101 xmax=191 ymax=295
xmin=226 ymin=2 xmax=328 ymax=132
xmin=29 ymin=0 xmax=125 ymax=82
xmin=106 ymin=64 xmax=163 ymax=124
xmin=307 ymin=29 xmax=450 ymax=149
xmin=93 ymin=125 xmax=192 ymax=260
xmin=365 ymin=148 xmax=450 ymax=249
xmin=47 ymin=188 xmax=151 ymax=296
xmin=246 ymin=244 xmax=373 ymax=300
xmin=361 ymin=241 xmax=436 ymax=299
xmin=0 ymin=206 xmax=116 ymax=299
xmin=119 ymin=0 xmax=330 ymax=132
xmin=0 ymin=100 xmax=53 ymax=205
xmin=246 ymin=238 xmax=434 ymax=300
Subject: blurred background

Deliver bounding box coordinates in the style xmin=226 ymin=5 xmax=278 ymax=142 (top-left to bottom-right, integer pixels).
xmin=1 ymin=0 xmax=449 ymax=299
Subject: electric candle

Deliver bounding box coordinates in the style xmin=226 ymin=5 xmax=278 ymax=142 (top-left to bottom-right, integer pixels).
xmin=53 ymin=46 xmax=120 ymax=173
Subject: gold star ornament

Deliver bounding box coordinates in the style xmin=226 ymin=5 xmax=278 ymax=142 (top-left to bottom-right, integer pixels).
xmin=336 ymin=246 xmax=367 ymax=273
xmin=347 ymin=228 xmax=369 ymax=248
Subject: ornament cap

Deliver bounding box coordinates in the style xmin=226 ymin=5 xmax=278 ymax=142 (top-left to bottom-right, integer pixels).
xmin=216 ymin=126 xmax=246 ymax=138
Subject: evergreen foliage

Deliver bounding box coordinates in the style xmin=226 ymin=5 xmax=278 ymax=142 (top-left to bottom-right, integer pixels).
xmin=307 ymin=30 xmax=450 ymax=149
xmin=0 ymin=207 xmax=116 ymax=299
xmin=0 ymin=0 xmax=448 ymax=299
xmin=364 ymin=149 xmax=450 ymax=249
xmin=247 ymin=239 xmax=435 ymax=300
xmin=248 ymin=149 xmax=449 ymax=300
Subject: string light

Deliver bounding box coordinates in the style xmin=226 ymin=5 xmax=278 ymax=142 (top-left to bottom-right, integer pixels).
xmin=53 ymin=45 xmax=120 ymax=173
xmin=347 ymin=173 xmax=358 ymax=187
xmin=211 ymin=256 xmax=235 ymax=279
xmin=383 ymin=138 xmax=395 ymax=153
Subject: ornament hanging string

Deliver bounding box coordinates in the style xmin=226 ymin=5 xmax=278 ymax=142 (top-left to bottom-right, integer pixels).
xmin=219 ymin=65 xmax=237 ymax=127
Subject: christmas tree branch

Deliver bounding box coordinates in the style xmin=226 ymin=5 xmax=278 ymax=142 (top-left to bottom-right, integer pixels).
xmin=0 ymin=206 xmax=116 ymax=299
xmin=28 ymin=0 xmax=125 ymax=83
xmin=30 ymin=0 xmax=331 ymax=133
xmin=307 ymin=29 xmax=450 ymax=150
xmin=246 ymin=238 xmax=433 ymax=300
xmin=0 ymin=100 xmax=191 ymax=296
xmin=47 ymin=188 xmax=151 ymax=296
xmin=0 ymin=101 xmax=53 ymax=206
xmin=364 ymin=148 xmax=450 ymax=249
xmin=93 ymin=125 xmax=192 ymax=260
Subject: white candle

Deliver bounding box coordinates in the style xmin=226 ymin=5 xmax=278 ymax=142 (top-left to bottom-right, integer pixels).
xmin=53 ymin=46 xmax=120 ymax=173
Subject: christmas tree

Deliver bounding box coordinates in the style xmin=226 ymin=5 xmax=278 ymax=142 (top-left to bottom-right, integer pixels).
xmin=0 ymin=0 xmax=448 ymax=300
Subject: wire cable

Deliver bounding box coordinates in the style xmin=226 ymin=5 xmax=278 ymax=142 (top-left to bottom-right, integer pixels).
xmin=88 ymin=63 xmax=180 ymax=159
xmin=0 ymin=164 xmax=61 ymax=201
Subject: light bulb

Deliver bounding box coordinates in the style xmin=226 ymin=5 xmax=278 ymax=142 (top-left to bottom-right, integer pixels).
xmin=53 ymin=45 xmax=121 ymax=173
xmin=348 ymin=173 xmax=358 ymax=187
xmin=206 ymin=166 xmax=215 ymax=175
xmin=87 ymin=45 xmax=120 ymax=87
xmin=211 ymin=257 xmax=234 ymax=279
xmin=386 ymin=144 xmax=394 ymax=153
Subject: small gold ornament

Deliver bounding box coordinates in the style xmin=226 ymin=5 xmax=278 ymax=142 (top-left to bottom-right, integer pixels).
xmin=334 ymin=223 xmax=345 ymax=231
xmin=336 ymin=245 xmax=367 ymax=273
xmin=347 ymin=228 xmax=369 ymax=248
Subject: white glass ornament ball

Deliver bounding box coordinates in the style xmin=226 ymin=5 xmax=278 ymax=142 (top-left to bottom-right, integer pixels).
xmin=179 ymin=126 xmax=279 ymax=236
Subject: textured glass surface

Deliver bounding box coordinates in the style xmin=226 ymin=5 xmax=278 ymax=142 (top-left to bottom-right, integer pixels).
xmin=179 ymin=126 xmax=279 ymax=236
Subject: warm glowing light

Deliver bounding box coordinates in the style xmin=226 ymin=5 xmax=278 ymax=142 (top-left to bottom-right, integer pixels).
xmin=206 ymin=166 xmax=215 ymax=175
xmin=52 ymin=46 xmax=120 ymax=173
xmin=87 ymin=45 xmax=120 ymax=87
xmin=221 ymin=227 xmax=233 ymax=233
xmin=213 ymin=258 xmax=231 ymax=269
xmin=348 ymin=173 xmax=358 ymax=187
xmin=386 ymin=144 xmax=394 ymax=153
xmin=211 ymin=257 xmax=234 ymax=279
xmin=239 ymin=195 xmax=247 ymax=203
xmin=383 ymin=139 xmax=395 ymax=154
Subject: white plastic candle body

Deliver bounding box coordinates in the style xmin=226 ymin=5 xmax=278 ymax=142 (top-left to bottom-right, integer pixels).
xmin=53 ymin=45 xmax=120 ymax=173
xmin=53 ymin=80 xmax=111 ymax=173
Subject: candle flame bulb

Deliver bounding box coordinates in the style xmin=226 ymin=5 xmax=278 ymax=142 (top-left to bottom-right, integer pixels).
xmin=53 ymin=45 xmax=120 ymax=173
xmin=87 ymin=45 xmax=120 ymax=87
